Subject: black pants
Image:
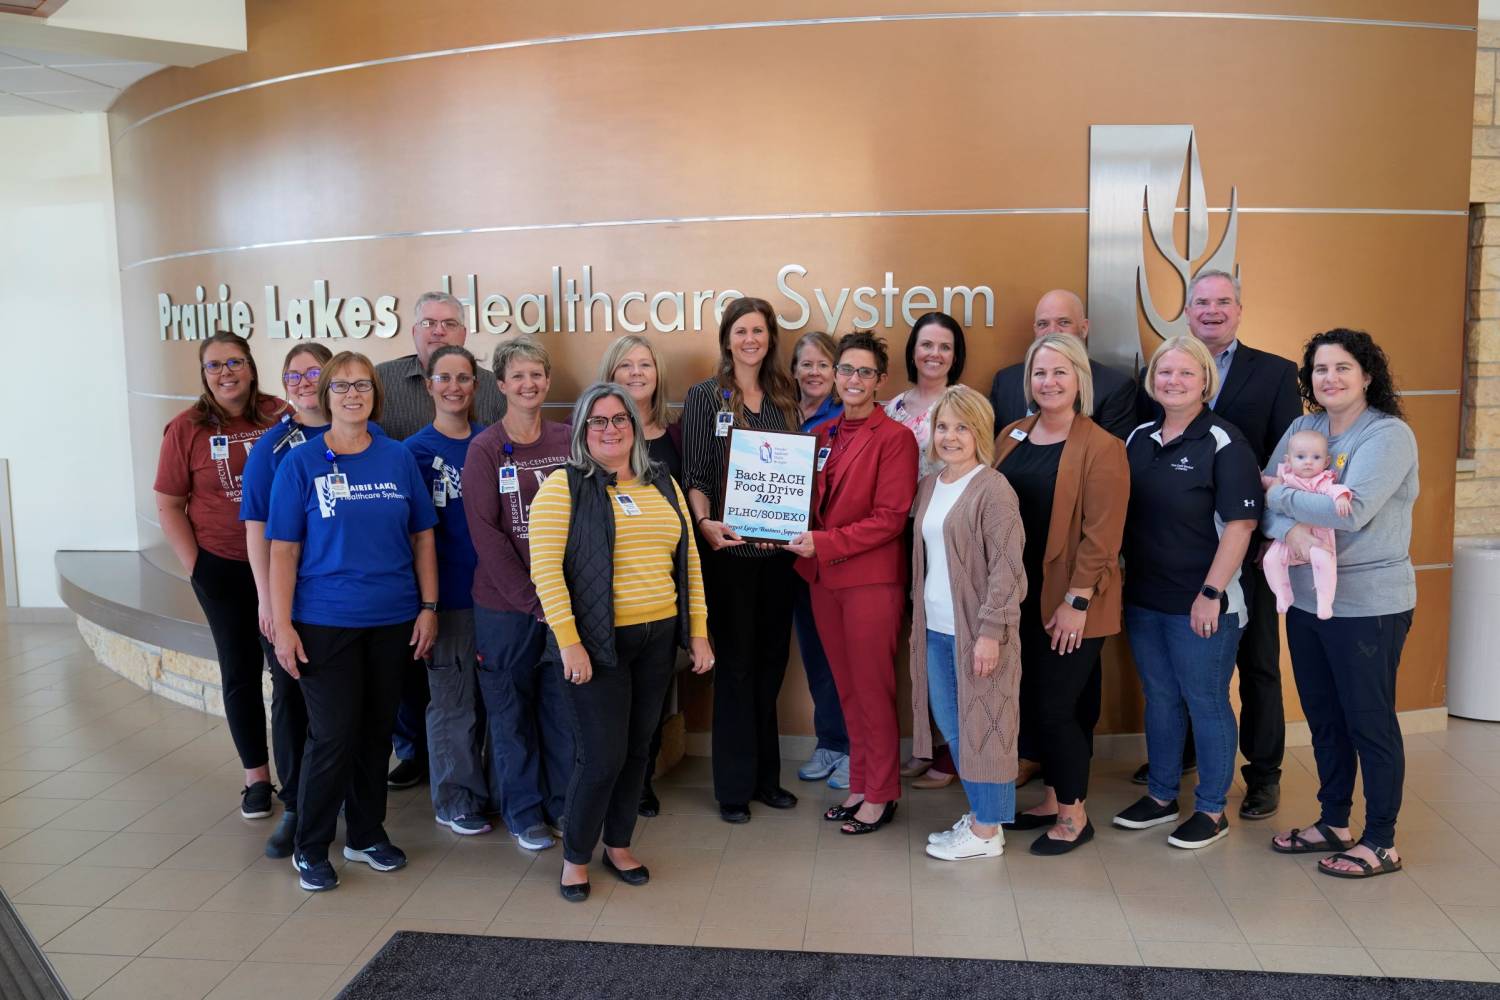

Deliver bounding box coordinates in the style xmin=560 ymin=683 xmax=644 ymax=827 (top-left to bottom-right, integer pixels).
xmin=257 ymin=633 xmax=307 ymax=808
xmin=558 ymin=617 xmax=678 ymax=865
xmin=189 ymin=550 xmax=270 ymax=773
xmin=293 ymin=620 xmax=412 ymax=863
xmin=1286 ymin=607 xmax=1411 ymax=850
xmin=702 ymin=549 xmax=796 ymax=806
xmin=1235 ymin=566 xmax=1286 ymax=787
xmin=1018 ymin=612 xmax=1104 ymax=805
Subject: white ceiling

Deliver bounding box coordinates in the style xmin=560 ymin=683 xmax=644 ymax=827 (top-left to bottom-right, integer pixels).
xmin=0 ymin=44 xmax=160 ymax=115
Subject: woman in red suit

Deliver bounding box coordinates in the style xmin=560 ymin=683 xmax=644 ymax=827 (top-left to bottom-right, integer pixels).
xmin=787 ymin=332 xmax=919 ymax=835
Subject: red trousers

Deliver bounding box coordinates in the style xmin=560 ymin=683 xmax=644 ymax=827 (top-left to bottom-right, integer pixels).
xmin=809 ymin=580 xmax=905 ymax=803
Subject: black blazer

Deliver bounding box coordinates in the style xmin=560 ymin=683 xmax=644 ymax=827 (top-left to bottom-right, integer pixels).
xmin=988 ymin=359 xmax=1139 ymax=440
xmin=1135 ymin=341 xmax=1302 ymax=468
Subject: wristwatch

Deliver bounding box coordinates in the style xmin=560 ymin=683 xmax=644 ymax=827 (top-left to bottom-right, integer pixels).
xmin=419 ymin=601 xmax=438 ymax=612
xmin=1063 ymin=593 xmax=1090 ymax=611
xmin=1200 ymin=585 xmax=1223 ymax=601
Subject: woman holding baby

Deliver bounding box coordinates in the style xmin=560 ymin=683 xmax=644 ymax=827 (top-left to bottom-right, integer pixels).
xmin=1266 ymin=329 xmax=1418 ymax=880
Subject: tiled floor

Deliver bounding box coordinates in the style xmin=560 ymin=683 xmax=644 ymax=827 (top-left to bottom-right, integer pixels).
xmin=2 ymin=618 xmax=1500 ymax=999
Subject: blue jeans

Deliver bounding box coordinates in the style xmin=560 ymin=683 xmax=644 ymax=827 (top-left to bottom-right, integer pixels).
xmin=792 ymin=574 xmax=849 ymax=755
xmin=473 ymin=604 xmax=574 ymax=834
xmin=1124 ymin=605 xmax=1241 ymax=815
xmin=925 ymin=630 xmax=1015 ymax=825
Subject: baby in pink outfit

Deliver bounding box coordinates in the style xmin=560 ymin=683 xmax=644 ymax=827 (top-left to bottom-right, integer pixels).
xmin=1261 ymin=430 xmax=1354 ymax=620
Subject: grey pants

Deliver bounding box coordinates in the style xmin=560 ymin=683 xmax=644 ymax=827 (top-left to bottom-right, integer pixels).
xmin=425 ymin=609 xmax=488 ymax=820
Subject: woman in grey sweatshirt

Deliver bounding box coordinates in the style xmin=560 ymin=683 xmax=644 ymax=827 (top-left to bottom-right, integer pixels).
xmin=1263 ymin=329 xmax=1418 ymax=879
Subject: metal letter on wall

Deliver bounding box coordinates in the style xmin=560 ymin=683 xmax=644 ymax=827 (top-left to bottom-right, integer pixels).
xmin=1086 ymin=125 xmax=1239 ymax=374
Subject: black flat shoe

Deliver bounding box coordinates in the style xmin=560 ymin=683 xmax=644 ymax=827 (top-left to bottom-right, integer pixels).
xmin=638 ymin=783 xmax=660 ymax=818
xmin=823 ymin=801 xmax=861 ymax=822
xmin=753 ymin=787 xmax=798 ymax=810
xmin=603 ymin=853 xmax=650 ymax=886
xmin=719 ymin=803 xmax=751 ymax=824
xmin=1003 ymin=812 xmax=1057 ymax=831
xmin=1030 ymin=821 xmax=1095 ymax=856
xmin=558 ymin=878 xmax=591 ymax=902
xmin=840 ymin=801 xmax=897 ymax=835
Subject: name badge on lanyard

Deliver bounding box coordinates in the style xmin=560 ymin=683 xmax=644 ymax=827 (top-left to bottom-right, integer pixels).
xmin=209 ymin=435 xmax=230 ymax=461
xmin=715 ymin=410 xmax=734 ymax=438
xmin=816 ymin=446 xmax=831 ymax=472
xmin=285 ymin=428 xmax=306 ymax=448
xmin=498 ymin=464 xmax=520 ymax=494
xmin=326 ymin=472 xmax=351 ymax=499
xmin=614 ymin=492 xmax=643 ymax=516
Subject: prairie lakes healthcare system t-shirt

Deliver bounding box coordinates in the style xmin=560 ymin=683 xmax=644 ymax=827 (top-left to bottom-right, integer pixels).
xmin=154 ymin=398 xmax=290 ymax=561
xmin=267 ymin=434 xmax=438 ymax=628
xmin=403 ymin=422 xmax=484 ymax=611
xmin=241 ymin=416 xmax=388 ymax=522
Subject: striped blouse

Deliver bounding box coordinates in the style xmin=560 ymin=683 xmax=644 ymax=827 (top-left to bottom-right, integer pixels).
xmin=528 ymin=470 xmax=708 ymax=647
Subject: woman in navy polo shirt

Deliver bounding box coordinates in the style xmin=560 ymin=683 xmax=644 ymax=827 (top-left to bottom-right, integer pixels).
xmin=240 ymin=342 xmax=332 ymax=859
xmin=404 ymin=345 xmax=489 ymax=837
xmin=1113 ymin=336 xmax=1262 ymax=851
xmin=267 ymin=351 xmax=439 ymax=892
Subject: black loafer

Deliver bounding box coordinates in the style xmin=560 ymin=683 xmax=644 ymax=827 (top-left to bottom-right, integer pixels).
xmin=638 ymin=783 xmax=660 ymax=818
xmin=1031 ymin=821 xmax=1095 ymax=856
xmin=603 ymin=853 xmax=650 ymax=886
xmin=558 ymin=878 xmax=591 ymax=902
xmin=1239 ymin=783 xmax=1280 ymax=820
xmin=753 ymin=787 xmax=798 ymax=810
xmin=1003 ymin=812 xmax=1057 ymax=831
xmin=719 ymin=803 xmax=751 ymax=824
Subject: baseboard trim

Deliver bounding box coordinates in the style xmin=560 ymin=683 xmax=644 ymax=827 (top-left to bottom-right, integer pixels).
xmin=684 ymin=706 xmax=1449 ymax=759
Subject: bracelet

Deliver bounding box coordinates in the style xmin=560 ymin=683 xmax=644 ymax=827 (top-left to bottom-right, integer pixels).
xmin=695 ymin=515 xmax=709 ymax=526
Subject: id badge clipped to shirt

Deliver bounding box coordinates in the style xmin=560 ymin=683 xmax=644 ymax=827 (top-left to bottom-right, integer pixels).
xmin=614 ymin=493 xmax=643 ymax=516
xmin=431 ymin=479 xmax=447 ymax=508
xmin=326 ymin=472 xmax=351 ymax=499
xmin=209 ymin=434 xmax=230 ymax=461
xmin=498 ymin=464 xmax=520 ymax=495
xmin=816 ymin=446 xmax=831 ymax=472
xmin=715 ymin=410 xmax=734 ymax=438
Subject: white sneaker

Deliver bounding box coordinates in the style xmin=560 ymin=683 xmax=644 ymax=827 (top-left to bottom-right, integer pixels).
xmin=928 ymin=812 xmax=973 ymax=845
xmin=924 ymin=824 xmax=1003 ymax=861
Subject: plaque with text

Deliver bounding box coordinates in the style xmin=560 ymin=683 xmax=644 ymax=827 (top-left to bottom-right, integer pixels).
xmin=720 ymin=428 xmax=817 ymax=544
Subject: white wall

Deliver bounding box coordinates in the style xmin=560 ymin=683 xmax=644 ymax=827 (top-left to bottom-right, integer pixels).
xmin=0 ymin=113 xmax=137 ymax=606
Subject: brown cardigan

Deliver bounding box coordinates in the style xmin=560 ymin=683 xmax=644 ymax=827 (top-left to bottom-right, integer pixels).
xmin=909 ymin=467 xmax=1026 ymax=784
xmin=993 ymin=413 xmax=1130 ymax=639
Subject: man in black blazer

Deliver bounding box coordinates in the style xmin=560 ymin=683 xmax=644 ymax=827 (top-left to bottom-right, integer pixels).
xmin=988 ymin=289 xmax=1139 ymax=440
xmin=1135 ymin=270 xmax=1302 ymax=821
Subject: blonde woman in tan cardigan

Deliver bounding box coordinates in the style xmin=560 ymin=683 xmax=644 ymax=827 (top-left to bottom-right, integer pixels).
xmin=994 ymin=333 xmax=1129 ymax=856
xmin=910 ymin=385 xmax=1026 ymax=861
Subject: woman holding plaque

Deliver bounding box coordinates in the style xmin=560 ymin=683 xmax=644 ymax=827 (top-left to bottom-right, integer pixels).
xmin=682 ymin=297 xmax=801 ymax=824
xmin=788 ymin=332 xmax=919 ymax=835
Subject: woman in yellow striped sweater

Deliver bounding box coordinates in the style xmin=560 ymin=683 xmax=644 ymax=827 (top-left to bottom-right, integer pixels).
xmin=529 ymin=382 xmax=713 ymax=901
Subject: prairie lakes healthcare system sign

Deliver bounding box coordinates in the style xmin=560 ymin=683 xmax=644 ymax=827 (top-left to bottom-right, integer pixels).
xmin=721 ymin=429 xmax=816 ymax=544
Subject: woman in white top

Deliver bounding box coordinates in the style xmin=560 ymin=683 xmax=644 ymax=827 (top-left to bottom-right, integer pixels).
xmin=907 ymin=386 xmax=1027 ymax=861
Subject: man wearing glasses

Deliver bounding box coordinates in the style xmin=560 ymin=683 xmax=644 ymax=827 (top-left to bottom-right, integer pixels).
xmin=375 ymin=291 xmax=507 ymax=442
xmin=375 ymin=291 xmax=507 ymax=791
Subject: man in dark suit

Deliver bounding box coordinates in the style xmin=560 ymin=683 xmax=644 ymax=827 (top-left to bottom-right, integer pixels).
xmin=989 ymin=289 xmax=1139 ymax=440
xmin=1134 ymin=269 xmax=1302 ymax=821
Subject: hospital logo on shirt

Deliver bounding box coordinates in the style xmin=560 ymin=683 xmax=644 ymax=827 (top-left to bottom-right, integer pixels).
xmin=313 ymin=477 xmax=402 ymax=519
xmin=315 ymin=476 xmax=338 ymax=518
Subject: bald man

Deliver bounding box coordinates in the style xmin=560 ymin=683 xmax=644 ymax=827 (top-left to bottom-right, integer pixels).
xmin=987 ymin=289 xmax=1139 ymax=439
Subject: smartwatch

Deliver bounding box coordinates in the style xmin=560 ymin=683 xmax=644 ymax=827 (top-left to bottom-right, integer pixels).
xmin=1199 ymin=585 xmax=1223 ymax=601
xmin=419 ymin=601 xmax=439 ymax=612
xmin=1063 ymin=593 xmax=1090 ymax=611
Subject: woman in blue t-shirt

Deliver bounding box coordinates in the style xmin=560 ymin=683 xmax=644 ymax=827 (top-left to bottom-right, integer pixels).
xmin=267 ymin=351 xmax=439 ymax=893
xmin=240 ymin=342 xmax=332 ymax=860
xmin=402 ymin=345 xmax=489 ymax=837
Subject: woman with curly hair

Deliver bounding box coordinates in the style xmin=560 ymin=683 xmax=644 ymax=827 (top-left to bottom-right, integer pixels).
xmin=1265 ymin=329 xmax=1418 ymax=879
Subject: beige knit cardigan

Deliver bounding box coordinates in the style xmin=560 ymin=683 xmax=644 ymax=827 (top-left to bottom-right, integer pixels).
xmin=909 ymin=467 xmax=1027 ymax=784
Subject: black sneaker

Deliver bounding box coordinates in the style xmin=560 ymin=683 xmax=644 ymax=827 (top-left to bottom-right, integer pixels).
xmin=264 ymin=811 xmax=297 ymax=858
xmin=1167 ymin=811 xmax=1229 ymax=849
xmin=387 ymin=759 xmax=427 ymax=789
xmin=240 ymin=781 xmax=274 ymax=819
xmin=293 ymin=851 xmax=338 ymax=891
xmin=1112 ymin=795 xmax=1180 ymax=830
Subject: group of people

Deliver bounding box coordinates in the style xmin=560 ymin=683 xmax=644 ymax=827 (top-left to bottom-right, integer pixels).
xmin=152 ymin=271 xmax=1419 ymax=901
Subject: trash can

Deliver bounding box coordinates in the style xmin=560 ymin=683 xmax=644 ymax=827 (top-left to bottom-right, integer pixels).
xmin=1448 ymin=536 xmax=1500 ymax=722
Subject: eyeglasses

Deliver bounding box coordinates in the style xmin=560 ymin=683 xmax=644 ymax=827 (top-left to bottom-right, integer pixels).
xmin=585 ymin=414 xmax=633 ymax=431
xmin=835 ymin=364 xmax=880 ymax=380
xmin=329 ymin=379 xmax=374 ymax=394
xmin=416 ymin=318 xmax=464 ymax=333
xmin=282 ymin=368 xmax=321 ymax=385
xmin=797 ymin=360 xmax=832 ymax=373
xmin=429 ymin=373 xmax=475 ymax=386
xmin=203 ymin=358 xmax=247 ymax=374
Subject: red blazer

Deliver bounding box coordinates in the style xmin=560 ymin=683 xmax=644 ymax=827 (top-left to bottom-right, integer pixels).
xmin=796 ymin=405 xmax=919 ymax=591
